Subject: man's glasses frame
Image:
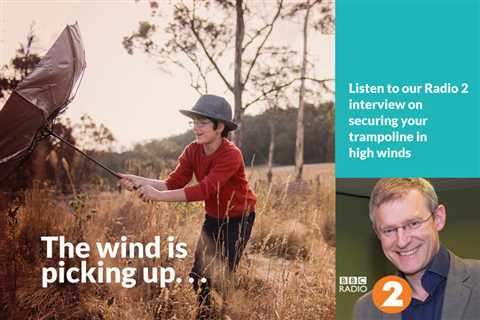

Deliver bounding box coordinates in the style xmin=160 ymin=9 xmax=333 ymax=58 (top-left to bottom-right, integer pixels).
xmin=377 ymin=213 xmax=435 ymax=238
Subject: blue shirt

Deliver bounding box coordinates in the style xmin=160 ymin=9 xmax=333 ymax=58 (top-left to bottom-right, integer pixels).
xmin=401 ymin=245 xmax=450 ymax=320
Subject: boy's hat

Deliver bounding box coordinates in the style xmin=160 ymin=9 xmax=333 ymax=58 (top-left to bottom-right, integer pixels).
xmin=180 ymin=95 xmax=237 ymax=130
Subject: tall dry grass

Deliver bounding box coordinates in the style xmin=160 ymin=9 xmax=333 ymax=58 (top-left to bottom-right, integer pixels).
xmin=0 ymin=166 xmax=335 ymax=320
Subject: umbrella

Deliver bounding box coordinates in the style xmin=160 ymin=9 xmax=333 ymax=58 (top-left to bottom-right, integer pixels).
xmin=0 ymin=23 xmax=119 ymax=182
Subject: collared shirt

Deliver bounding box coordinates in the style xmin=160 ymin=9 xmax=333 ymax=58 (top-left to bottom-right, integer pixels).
xmin=401 ymin=245 xmax=450 ymax=320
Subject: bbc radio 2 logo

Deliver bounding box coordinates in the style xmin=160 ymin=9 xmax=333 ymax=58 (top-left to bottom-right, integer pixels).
xmin=338 ymin=276 xmax=368 ymax=293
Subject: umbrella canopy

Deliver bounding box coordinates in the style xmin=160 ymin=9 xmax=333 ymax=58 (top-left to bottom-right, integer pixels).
xmin=0 ymin=23 xmax=86 ymax=181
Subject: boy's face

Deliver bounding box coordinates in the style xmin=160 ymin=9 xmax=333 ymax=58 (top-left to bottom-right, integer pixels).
xmin=190 ymin=116 xmax=224 ymax=145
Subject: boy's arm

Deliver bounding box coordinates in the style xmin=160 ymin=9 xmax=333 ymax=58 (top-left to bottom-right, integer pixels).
xmin=144 ymin=178 xmax=167 ymax=191
xmin=137 ymin=185 xmax=187 ymax=202
xmin=136 ymin=150 xmax=241 ymax=203
xmin=117 ymin=173 xmax=167 ymax=191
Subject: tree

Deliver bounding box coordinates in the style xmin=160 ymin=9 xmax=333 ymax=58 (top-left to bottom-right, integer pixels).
xmin=0 ymin=24 xmax=41 ymax=101
xmin=0 ymin=27 xmax=46 ymax=192
xmin=66 ymin=115 xmax=117 ymax=188
xmin=240 ymin=103 xmax=332 ymax=167
xmin=249 ymin=47 xmax=298 ymax=182
xmin=288 ymin=0 xmax=335 ymax=181
xmin=294 ymin=1 xmax=311 ymax=181
xmin=73 ymin=114 xmax=116 ymax=151
xmin=123 ymin=0 xmax=291 ymax=149
xmin=265 ymin=99 xmax=282 ymax=183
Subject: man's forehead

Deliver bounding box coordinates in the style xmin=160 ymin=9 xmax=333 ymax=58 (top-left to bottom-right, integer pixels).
xmin=374 ymin=190 xmax=430 ymax=224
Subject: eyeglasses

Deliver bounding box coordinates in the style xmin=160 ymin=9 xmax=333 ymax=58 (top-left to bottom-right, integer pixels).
xmin=188 ymin=119 xmax=212 ymax=129
xmin=377 ymin=214 xmax=434 ymax=238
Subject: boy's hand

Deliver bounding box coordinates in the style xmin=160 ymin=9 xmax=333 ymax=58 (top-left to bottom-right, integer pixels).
xmin=137 ymin=185 xmax=160 ymax=202
xmin=118 ymin=173 xmax=144 ymax=191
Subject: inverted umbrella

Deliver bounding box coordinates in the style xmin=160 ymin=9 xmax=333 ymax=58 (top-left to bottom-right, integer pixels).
xmin=0 ymin=23 xmax=119 ymax=181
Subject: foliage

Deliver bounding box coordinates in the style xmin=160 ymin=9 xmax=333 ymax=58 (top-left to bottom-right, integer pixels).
xmin=72 ymin=114 xmax=116 ymax=151
xmin=0 ymin=25 xmax=41 ymax=101
xmin=242 ymin=102 xmax=334 ymax=166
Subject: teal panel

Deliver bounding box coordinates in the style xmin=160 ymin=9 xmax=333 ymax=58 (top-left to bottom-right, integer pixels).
xmin=336 ymin=0 xmax=480 ymax=177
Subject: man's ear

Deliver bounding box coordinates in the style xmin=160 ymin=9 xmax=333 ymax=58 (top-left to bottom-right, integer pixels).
xmin=434 ymin=204 xmax=446 ymax=232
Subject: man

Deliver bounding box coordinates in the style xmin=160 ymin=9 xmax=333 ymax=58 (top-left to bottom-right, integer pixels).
xmin=353 ymin=178 xmax=480 ymax=320
xmin=119 ymin=94 xmax=256 ymax=319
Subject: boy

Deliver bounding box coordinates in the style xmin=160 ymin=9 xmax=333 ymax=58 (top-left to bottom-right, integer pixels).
xmin=119 ymin=94 xmax=256 ymax=319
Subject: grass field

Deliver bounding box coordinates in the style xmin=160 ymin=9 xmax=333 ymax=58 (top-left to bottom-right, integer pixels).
xmin=247 ymin=163 xmax=334 ymax=182
xmin=0 ymin=163 xmax=335 ymax=319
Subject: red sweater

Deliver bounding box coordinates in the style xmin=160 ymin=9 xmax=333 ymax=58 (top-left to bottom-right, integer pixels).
xmin=165 ymin=138 xmax=256 ymax=219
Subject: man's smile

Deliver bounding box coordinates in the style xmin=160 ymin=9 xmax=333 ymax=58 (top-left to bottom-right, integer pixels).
xmin=396 ymin=245 xmax=421 ymax=257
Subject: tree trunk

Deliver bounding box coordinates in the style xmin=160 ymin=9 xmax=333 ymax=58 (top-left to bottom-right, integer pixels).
xmin=233 ymin=0 xmax=245 ymax=148
xmin=267 ymin=116 xmax=276 ymax=184
xmin=294 ymin=2 xmax=310 ymax=181
xmin=327 ymin=104 xmax=335 ymax=162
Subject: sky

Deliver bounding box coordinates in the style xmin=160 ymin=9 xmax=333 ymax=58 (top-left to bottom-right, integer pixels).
xmin=1 ymin=0 xmax=334 ymax=150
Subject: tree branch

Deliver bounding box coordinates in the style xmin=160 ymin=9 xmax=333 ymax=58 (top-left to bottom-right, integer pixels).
xmin=164 ymin=44 xmax=206 ymax=95
xmin=171 ymin=59 xmax=204 ymax=95
xmin=189 ymin=6 xmax=233 ymax=92
xmin=303 ymin=76 xmax=334 ymax=84
xmin=242 ymin=23 xmax=270 ymax=53
xmin=179 ymin=44 xmax=210 ymax=94
xmin=244 ymin=77 xmax=297 ymax=110
xmin=244 ymin=76 xmax=334 ymax=109
xmin=243 ymin=0 xmax=283 ymax=86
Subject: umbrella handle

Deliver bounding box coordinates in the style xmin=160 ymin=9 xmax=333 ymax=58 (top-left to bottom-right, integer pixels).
xmin=46 ymin=129 xmax=121 ymax=179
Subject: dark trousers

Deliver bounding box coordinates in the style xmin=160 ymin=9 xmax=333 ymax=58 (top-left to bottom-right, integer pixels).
xmin=190 ymin=212 xmax=255 ymax=317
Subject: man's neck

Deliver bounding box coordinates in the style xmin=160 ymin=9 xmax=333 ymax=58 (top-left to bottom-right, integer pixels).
xmin=402 ymin=244 xmax=442 ymax=301
xmin=203 ymin=137 xmax=223 ymax=155
xmin=405 ymin=271 xmax=429 ymax=301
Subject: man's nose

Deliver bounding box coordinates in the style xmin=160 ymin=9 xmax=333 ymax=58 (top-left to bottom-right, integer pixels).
xmin=395 ymin=227 xmax=411 ymax=248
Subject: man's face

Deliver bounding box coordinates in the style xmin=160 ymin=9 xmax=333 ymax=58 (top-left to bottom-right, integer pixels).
xmin=373 ymin=190 xmax=446 ymax=277
xmin=190 ymin=117 xmax=223 ymax=145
